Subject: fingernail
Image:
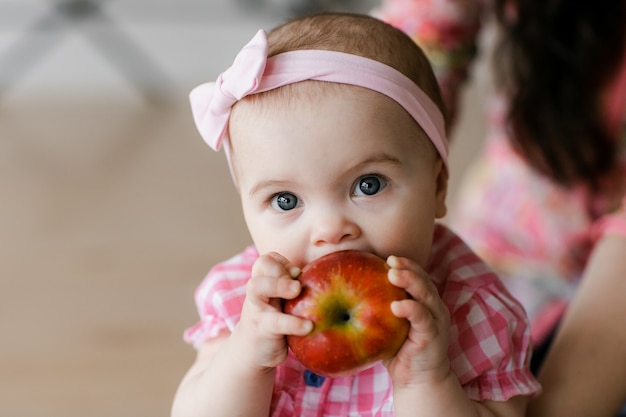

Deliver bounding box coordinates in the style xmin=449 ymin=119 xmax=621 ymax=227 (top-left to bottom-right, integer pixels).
xmin=303 ymin=320 xmax=314 ymax=334
xmin=388 ymin=269 xmax=399 ymax=283
xmin=289 ymin=266 xmax=301 ymax=278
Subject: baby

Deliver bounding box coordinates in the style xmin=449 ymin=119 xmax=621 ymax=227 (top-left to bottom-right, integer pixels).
xmin=172 ymin=13 xmax=540 ymax=417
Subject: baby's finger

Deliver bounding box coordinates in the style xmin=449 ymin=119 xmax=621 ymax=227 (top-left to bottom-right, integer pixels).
xmin=253 ymin=252 xmax=301 ymax=280
xmin=248 ymin=253 xmax=302 ymax=301
xmin=387 ymin=256 xmax=448 ymax=323
xmin=390 ymin=299 xmax=443 ymax=353
xmin=246 ymin=272 xmax=301 ymax=304
xmin=387 ymin=257 xmax=436 ymax=302
xmin=391 ymin=299 xmax=436 ymax=331
xmin=259 ymin=311 xmax=313 ymax=336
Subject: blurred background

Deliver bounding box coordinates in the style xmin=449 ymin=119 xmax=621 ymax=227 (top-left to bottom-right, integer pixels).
xmin=0 ymin=1 xmax=490 ymax=416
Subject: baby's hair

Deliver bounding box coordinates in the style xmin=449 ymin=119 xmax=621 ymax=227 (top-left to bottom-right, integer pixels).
xmin=267 ymin=13 xmax=446 ymax=118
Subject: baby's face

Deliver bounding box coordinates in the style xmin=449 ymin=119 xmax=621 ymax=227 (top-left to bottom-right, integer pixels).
xmin=229 ymin=86 xmax=447 ymax=268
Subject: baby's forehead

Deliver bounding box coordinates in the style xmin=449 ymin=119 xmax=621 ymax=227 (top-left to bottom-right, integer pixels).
xmin=229 ymin=82 xmax=438 ymax=160
xmin=232 ymin=81 xmax=410 ymax=121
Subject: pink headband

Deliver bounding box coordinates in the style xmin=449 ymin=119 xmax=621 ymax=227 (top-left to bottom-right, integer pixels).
xmin=190 ymin=29 xmax=448 ymax=168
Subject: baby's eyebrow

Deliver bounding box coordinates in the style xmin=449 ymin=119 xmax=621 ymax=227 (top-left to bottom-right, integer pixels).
xmin=352 ymin=154 xmax=402 ymax=170
xmin=248 ymin=179 xmax=294 ymax=198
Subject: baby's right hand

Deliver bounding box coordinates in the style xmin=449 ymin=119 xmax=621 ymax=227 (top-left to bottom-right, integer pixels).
xmin=232 ymin=252 xmax=313 ymax=370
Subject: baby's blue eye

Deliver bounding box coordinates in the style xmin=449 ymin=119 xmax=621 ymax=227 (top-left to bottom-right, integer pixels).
xmin=354 ymin=175 xmax=387 ymax=196
xmin=271 ymin=192 xmax=300 ymax=211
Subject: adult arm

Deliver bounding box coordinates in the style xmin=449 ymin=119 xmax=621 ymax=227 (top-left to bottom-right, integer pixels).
xmin=528 ymin=233 xmax=626 ymax=416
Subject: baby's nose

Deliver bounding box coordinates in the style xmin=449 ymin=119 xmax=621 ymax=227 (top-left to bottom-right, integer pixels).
xmin=310 ymin=209 xmax=360 ymax=246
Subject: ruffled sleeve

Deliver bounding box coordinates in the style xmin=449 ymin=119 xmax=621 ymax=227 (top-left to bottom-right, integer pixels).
xmin=428 ymin=224 xmax=542 ymax=401
xmin=183 ymin=246 xmax=259 ymax=349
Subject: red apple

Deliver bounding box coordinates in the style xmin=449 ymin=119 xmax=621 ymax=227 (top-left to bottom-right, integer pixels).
xmin=283 ymin=250 xmax=410 ymax=377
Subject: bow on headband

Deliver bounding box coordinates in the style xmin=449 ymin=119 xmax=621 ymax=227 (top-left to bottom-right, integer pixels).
xmin=190 ymin=30 xmax=269 ymax=151
xmin=189 ymin=29 xmax=449 ymax=168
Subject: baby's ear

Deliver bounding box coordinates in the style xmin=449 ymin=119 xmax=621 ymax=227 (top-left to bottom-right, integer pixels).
xmin=434 ymin=160 xmax=448 ymax=219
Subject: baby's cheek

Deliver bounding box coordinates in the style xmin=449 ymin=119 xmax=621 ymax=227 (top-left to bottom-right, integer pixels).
xmin=379 ymin=226 xmax=433 ymax=267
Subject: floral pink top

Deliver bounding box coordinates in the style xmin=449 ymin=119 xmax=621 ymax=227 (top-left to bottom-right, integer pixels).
xmin=375 ymin=0 xmax=626 ymax=344
xmin=185 ymin=225 xmax=540 ymax=416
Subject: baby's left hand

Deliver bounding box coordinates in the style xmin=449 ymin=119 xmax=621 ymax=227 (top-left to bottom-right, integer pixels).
xmin=383 ymin=255 xmax=451 ymax=387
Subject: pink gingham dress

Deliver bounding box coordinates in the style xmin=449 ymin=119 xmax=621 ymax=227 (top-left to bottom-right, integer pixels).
xmin=184 ymin=224 xmax=541 ymax=416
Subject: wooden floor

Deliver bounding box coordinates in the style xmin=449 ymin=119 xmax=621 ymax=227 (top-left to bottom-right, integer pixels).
xmin=0 ymin=97 xmax=254 ymax=416
xmin=0 ymin=3 xmax=489 ymax=416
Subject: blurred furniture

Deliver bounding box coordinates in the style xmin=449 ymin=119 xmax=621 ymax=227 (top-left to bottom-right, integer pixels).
xmin=0 ymin=0 xmax=173 ymax=104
